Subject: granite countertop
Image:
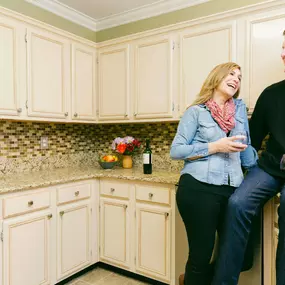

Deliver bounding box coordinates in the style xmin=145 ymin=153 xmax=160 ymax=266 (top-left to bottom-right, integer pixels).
xmin=0 ymin=166 xmax=180 ymax=195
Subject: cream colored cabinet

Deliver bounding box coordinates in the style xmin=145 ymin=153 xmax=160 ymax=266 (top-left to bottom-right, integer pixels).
xmin=0 ymin=15 xmax=26 ymax=117
xmin=57 ymin=200 xmax=92 ymax=281
xmin=135 ymin=203 xmax=171 ymax=282
xmin=97 ymin=44 xmax=131 ymax=121
xmin=133 ymin=35 xmax=174 ymax=119
xmin=99 ymin=197 xmax=130 ymax=269
xmin=179 ymin=20 xmax=237 ymax=113
xmin=26 ymin=27 xmax=70 ymax=120
xmin=242 ymin=9 xmax=285 ymax=113
xmin=71 ymin=42 xmax=96 ymax=121
xmin=2 ymin=210 xmax=52 ymax=285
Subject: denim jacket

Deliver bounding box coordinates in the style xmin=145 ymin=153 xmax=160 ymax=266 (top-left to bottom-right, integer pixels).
xmin=170 ymin=99 xmax=258 ymax=187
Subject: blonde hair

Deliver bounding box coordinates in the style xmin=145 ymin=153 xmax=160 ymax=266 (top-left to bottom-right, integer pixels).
xmin=190 ymin=62 xmax=241 ymax=107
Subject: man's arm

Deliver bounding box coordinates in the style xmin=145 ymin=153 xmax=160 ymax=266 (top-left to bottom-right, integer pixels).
xmin=249 ymin=90 xmax=269 ymax=152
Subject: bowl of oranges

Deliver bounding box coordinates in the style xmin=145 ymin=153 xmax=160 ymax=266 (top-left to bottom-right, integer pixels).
xmin=99 ymin=155 xmax=118 ymax=169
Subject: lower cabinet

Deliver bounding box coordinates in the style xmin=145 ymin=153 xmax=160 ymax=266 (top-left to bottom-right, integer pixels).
xmin=99 ymin=198 xmax=130 ymax=268
xmin=57 ymin=200 xmax=92 ymax=280
xmin=2 ymin=210 xmax=52 ymax=285
xmin=0 ymin=179 xmax=98 ymax=285
xmin=135 ymin=204 xmax=171 ymax=282
xmin=99 ymin=179 xmax=174 ymax=284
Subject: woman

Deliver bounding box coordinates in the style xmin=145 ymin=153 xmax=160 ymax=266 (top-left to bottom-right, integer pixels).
xmin=170 ymin=62 xmax=258 ymax=285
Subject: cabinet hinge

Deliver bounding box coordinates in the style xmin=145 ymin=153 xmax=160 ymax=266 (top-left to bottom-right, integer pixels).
xmin=25 ymin=100 xmax=28 ymax=109
xmin=90 ymin=208 xmax=92 ymax=213
xmin=25 ymin=33 xmax=27 ymax=43
xmin=172 ymin=102 xmax=175 ymax=111
xmin=134 ymin=257 xmax=136 ymax=264
xmin=172 ymin=42 xmax=175 ymax=50
xmin=96 ymin=57 xmax=99 ymax=64
xmin=0 ymin=231 xmax=3 ymax=242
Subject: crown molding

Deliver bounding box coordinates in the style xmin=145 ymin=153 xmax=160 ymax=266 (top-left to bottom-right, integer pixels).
xmin=25 ymin=0 xmax=210 ymax=32
xmin=95 ymin=0 xmax=210 ymax=31
xmin=25 ymin=0 xmax=97 ymax=31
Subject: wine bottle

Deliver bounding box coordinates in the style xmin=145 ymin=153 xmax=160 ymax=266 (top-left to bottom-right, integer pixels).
xmin=143 ymin=139 xmax=152 ymax=174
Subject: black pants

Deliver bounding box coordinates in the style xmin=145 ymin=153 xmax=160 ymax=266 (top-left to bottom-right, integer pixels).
xmin=176 ymin=174 xmax=235 ymax=285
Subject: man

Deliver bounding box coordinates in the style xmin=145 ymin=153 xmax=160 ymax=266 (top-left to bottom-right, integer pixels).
xmin=212 ymin=31 xmax=285 ymax=285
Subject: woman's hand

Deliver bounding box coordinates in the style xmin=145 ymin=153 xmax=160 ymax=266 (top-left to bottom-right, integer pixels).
xmin=209 ymin=136 xmax=247 ymax=154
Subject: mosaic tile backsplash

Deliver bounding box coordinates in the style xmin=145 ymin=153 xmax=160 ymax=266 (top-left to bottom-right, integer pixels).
xmin=0 ymin=120 xmax=182 ymax=175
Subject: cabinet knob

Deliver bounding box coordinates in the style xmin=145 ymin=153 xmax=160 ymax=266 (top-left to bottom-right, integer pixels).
xmin=165 ymin=212 xmax=169 ymax=218
xmin=124 ymin=205 xmax=128 ymax=209
xmin=17 ymin=108 xmax=22 ymax=113
xmin=124 ymin=114 xmax=128 ymax=117
xmin=110 ymin=188 xmax=115 ymax=193
xmin=149 ymin=193 xmax=153 ymax=198
xmin=74 ymin=113 xmax=78 ymax=117
xmin=134 ymin=113 xmax=137 ymax=117
xmin=28 ymin=200 xmax=34 ymax=207
xmin=60 ymin=211 xmax=64 ymax=217
xmin=47 ymin=214 xmax=53 ymax=219
xmin=64 ymin=112 xmax=68 ymax=117
xmin=75 ymin=191 xmax=79 ymax=196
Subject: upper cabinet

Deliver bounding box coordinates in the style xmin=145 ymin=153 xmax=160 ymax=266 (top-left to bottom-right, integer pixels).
xmin=97 ymin=44 xmax=130 ymax=121
xmin=133 ymin=35 xmax=174 ymax=119
xmin=179 ymin=21 xmax=236 ymax=113
xmin=71 ymin=42 xmax=96 ymax=121
xmin=243 ymin=9 xmax=285 ymax=113
xmin=0 ymin=15 xmax=25 ymax=117
xmin=26 ymin=27 xmax=70 ymax=120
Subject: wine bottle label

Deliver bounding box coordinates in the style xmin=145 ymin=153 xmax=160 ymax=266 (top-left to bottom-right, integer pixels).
xmin=143 ymin=153 xmax=151 ymax=164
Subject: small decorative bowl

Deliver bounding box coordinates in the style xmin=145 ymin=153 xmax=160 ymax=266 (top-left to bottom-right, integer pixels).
xmin=98 ymin=160 xmax=117 ymax=169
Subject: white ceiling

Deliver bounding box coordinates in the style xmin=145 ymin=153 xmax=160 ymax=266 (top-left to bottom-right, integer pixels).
xmin=57 ymin=0 xmax=164 ymax=20
xmin=25 ymin=0 xmax=210 ymax=31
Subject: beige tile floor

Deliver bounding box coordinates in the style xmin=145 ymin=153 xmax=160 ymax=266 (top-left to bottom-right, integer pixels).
xmin=66 ymin=267 xmax=151 ymax=285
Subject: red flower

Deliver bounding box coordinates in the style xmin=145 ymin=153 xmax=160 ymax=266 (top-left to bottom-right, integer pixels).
xmin=117 ymin=143 xmax=127 ymax=154
xmin=126 ymin=144 xmax=134 ymax=152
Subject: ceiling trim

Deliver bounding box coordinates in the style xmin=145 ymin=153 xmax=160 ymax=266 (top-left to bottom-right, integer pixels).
xmin=95 ymin=0 xmax=210 ymax=31
xmin=25 ymin=0 xmax=210 ymax=32
xmin=25 ymin=0 xmax=97 ymax=31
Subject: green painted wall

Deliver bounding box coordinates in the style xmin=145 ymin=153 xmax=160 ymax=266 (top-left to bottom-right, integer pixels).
xmin=0 ymin=0 xmax=96 ymax=41
xmin=96 ymin=0 xmax=268 ymax=42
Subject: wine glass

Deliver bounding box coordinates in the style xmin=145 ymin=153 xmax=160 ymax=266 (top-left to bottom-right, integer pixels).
xmin=231 ymin=130 xmax=248 ymax=145
xmin=280 ymin=154 xmax=285 ymax=171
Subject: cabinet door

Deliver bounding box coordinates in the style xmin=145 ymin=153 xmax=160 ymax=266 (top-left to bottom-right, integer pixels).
xmin=179 ymin=21 xmax=236 ymax=113
xmin=244 ymin=9 xmax=285 ymax=113
xmin=57 ymin=201 xmax=91 ymax=280
xmin=71 ymin=42 xmax=96 ymax=121
xmin=2 ymin=210 xmax=52 ymax=285
xmin=133 ymin=35 xmax=174 ymax=119
xmin=99 ymin=198 xmax=130 ymax=268
xmin=26 ymin=27 xmax=69 ymax=119
xmin=135 ymin=203 xmax=171 ymax=282
xmin=98 ymin=44 xmax=130 ymax=121
xmin=0 ymin=16 xmax=25 ymax=117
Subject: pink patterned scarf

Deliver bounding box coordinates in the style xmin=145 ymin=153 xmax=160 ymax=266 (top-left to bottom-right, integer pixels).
xmin=205 ymin=98 xmax=235 ymax=133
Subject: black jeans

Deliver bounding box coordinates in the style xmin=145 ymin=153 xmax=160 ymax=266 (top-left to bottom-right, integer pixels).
xmin=176 ymin=174 xmax=234 ymax=285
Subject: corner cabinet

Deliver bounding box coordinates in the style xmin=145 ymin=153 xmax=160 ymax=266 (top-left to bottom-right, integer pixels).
xmin=26 ymin=27 xmax=70 ymax=120
xmin=71 ymin=42 xmax=96 ymax=121
xmin=133 ymin=35 xmax=175 ymax=119
xmin=97 ymin=44 xmax=131 ymax=121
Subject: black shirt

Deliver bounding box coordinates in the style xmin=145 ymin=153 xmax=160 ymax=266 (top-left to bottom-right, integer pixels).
xmin=249 ymin=80 xmax=285 ymax=178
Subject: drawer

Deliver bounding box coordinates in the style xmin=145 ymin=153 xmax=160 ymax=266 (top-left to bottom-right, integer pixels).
xmin=100 ymin=180 xmax=129 ymax=199
xmin=135 ymin=185 xmax=170 ymax=205
xmin=57 ymin=182 xmax=91 ymax=205
xmin=3 ymin=191 xmax=50 ymax=218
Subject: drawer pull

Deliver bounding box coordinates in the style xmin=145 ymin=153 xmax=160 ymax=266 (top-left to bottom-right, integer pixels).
xmin=110 ymin=188 xmax=115 ymax=193
xmin=149 ymin=193 xmax=153 ymax=198
xmin=28 ymin=201 xmax=34 ymax=207
xmin=60 ymin=211 xmax=65 ymax=217
xmin=74 ymin=191 xmax=80 ymax=196
xmin=47 ymin=214 xmax=53 ymax=219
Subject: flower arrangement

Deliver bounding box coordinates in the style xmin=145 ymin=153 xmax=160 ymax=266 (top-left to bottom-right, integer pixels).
xmin=112 ymin=136 xmax=141 ymax=156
